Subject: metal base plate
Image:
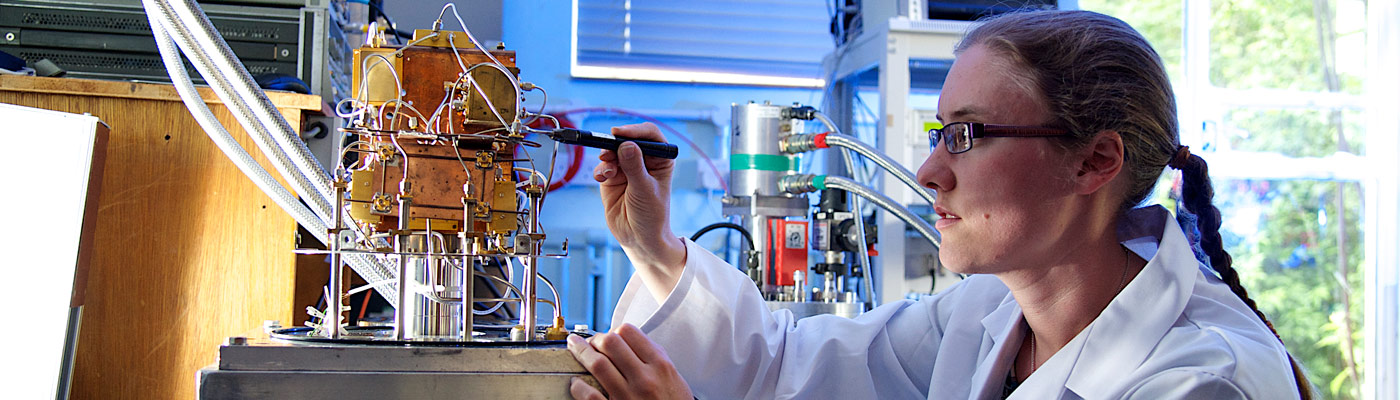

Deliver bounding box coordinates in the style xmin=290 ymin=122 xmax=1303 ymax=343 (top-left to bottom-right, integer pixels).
xmin=198 ymin=328 xmax=598 ymax=399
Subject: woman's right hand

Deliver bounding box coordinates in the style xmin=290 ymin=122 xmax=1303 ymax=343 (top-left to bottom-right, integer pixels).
xmin=594 ymin=123 xmax=687 ymax=300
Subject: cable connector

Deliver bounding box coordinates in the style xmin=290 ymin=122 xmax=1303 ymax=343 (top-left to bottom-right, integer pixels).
xmin=779 ymin=133 xmax=823 ymax=154
xmin=544 ymin=316 xmax=568 ymax=340
xmin=783 ymin=105 xmax=818 ymax=120
xmin=779 ymin=174 xmax=825 ymax=194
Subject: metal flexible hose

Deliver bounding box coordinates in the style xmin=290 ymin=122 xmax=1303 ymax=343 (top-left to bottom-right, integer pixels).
xmin=145 ymin=0 xmax=399 ymax=304
xmin=780 ymin=174 xmax=941 ymax=249
xmin=148 ymin=15 xmax=329 ymax=243
xmin=821 ymin=133 xmax=937 ymax=208
xmin=824 ymin=176 xmax=941 ymax=249
xmin=147 ymin=0 xmax=336 ymax=217
xmin=781 ymin=112 xmax=937 ymax=208
xmin=841 ymin=149 xmax=878 ymax=308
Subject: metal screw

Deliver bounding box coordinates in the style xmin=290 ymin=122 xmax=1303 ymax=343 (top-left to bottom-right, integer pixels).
xmin=280 ymin=49 xmax=290 ymax=57
xmin=4 ymin=32 xmax=14 ymax=41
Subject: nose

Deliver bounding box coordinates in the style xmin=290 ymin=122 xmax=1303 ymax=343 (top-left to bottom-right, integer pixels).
xmin=916 ymin=148 xmax=954 ymax=193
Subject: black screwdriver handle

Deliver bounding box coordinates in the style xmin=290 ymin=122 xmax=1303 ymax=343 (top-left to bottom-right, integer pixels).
xmin=551 ymin=128 xmax=679 ymax=159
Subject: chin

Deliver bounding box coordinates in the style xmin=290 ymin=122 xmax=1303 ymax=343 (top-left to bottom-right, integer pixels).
xmin=936 ymin=248 xmax=976 ymax=275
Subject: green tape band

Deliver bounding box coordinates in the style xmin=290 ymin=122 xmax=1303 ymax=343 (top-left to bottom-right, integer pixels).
xmin=813 ymin=175 xmax=827 ymax=190
xmin=731 ymin=153 xmax=797 ymax=172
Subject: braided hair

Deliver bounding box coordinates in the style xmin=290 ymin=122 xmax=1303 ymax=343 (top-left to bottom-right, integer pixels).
xmin=959 ymin=10 xmax=1313 ymax=398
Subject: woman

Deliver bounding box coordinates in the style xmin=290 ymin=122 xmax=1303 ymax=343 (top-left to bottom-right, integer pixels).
xmin=567 ymin=10 xmax=1311 ymax=399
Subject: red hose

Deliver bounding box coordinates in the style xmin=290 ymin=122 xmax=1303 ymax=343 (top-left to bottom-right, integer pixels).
xmin=524 ymin=115 xmax=584 ymax=192
xmin=551 ymin=107 xmax=729 ymax=193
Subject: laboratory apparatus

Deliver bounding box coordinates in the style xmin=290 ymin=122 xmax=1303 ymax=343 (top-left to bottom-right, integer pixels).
xmin=137 ymin=0 xmax=600 ymax=397
xmin=713 ymin=101 xmax=942 ymax=320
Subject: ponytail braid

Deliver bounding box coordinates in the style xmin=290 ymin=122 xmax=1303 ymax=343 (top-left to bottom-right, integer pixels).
xmin=1177 ymin=154 xmax=1315 ymax=399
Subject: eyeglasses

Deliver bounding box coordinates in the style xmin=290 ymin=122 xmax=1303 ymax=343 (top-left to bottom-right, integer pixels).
xmin=928 ymin=122 xmax=1071 ymax=154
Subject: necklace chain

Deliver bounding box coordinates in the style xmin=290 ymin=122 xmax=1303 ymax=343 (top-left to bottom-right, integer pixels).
xmin=1025 ymin=246 xmax=1133 ymax=378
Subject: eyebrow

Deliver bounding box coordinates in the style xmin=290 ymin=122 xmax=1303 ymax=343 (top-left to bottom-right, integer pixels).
xmin=936 ymin=107 xmax=985 ymax=123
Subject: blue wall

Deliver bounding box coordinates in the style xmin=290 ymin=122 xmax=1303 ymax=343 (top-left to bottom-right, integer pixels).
xmin=500 ymin=0 xmax=825 ymax=331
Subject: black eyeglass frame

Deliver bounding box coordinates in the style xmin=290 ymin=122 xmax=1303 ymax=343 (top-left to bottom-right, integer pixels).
xmin=928 ymin=122 xmax=1071 ymax=154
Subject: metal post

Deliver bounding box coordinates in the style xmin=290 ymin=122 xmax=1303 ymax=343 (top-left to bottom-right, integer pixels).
xmin=328 ymin=179 xmax=347 ymax=339
xmin=462 ymin=248 xmax=475 ymax=342
xmin=461 ymin=193 xmax=475 ymax=341
xmin=519 ymin=192 xmax=543 ymax=340
xmin=395 ymin=183 xmax=413 ymax=340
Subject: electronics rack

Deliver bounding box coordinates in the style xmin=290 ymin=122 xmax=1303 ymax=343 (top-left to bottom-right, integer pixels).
xmin=0 ymin=0 xmax=351 ymax=105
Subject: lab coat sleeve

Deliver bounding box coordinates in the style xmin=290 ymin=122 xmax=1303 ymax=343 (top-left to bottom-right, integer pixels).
xmin=1121 ymin=369 xmax=1248 ymax=400
xmin=612 ymin=238 xmax=949 ymax=399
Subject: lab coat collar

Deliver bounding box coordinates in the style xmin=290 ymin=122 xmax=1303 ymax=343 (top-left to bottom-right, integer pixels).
xmin=1065 ymin=205 xmax=1196 ymax=399
xmin=978 ymin=206 xmax=1196 ymax=399
xmin=967 ymin=292 xmax=1027 ymax=399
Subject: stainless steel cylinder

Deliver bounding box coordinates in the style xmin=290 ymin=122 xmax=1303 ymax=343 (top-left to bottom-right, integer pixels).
xmin=730 ymin=102 xmax=798 ymax=198
xmin=414 ymin=258 xmax=464 ymax=337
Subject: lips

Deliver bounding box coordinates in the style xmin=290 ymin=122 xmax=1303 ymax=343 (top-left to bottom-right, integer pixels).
xmin=934 ymin=205 xmax=960 ymax=230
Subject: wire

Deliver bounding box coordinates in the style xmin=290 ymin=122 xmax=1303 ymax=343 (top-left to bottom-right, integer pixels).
xmin=469 ymin=258 xmax=509 ymax=316
xmin=535 ymin=267 xmax=563 ymax=320
xmin=434 ymin=3 xmax=523 ymax=133
xmin=514 ymin=167 xmax=547 ymax=186
xmin=358 ymin=288 xmax=374 ymax=320
xmin=525 ymin=114 xmax=584 ymax=192
xmin=552 ymin=107 xmax=728 ymax=192
xmin=690 ymin=222 xmax=755 ymax=251
xmin=437 ymin=4 xmax=513 ymax=79
xmin=365 ymin=0 xmax=410 ymax=43
xmin=523 ymin=85 xmax=547 ymax=125
xmin=462 ymin=63 xmax=516 ymax=129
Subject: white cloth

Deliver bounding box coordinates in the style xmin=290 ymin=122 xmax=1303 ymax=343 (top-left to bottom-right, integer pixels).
xmin=613 ymin=206 xmax=1300 ymax=399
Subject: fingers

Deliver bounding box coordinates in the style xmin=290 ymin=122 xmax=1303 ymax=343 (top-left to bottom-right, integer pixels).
xmin=568 ymin=334 xmax=626 ymax=394
xmin=593 ymin=160 xmax=618 ymax=183
xmin=611 ymin=122 xmax=667 ymax=143
xmin=592 ymin=331 xmax=646 ymax=380
xmin=570 ymin=377 xmax=606 ymax=400
xmin=615 ymin=142 xmax=656 ymax=192
xmin=614 ymin=323 xmax=668 ymax=365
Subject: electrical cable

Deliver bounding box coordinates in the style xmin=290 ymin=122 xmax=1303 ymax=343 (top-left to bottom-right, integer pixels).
xmin=521 ymin=114 xmax=583 ymax=192
xmin=552 ymin=107 xmax=728 ymax=192
xmin=841 ymin=149 xmax=878 ymax=308
xmin=358 ymin=288 xmax=374 ymax=320
xmin=690 ymin=222 xmax=756 ymax=250
xmin=366 ymin=0 xmax=410 ymax=43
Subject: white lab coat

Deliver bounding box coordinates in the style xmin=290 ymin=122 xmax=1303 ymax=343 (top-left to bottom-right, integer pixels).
xmin=612 ymin=206 xmax=1301 ymax=399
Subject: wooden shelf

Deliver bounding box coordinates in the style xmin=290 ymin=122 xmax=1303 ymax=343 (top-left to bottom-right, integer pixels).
xmin=1 ymin=75 xmax=321 ymax=400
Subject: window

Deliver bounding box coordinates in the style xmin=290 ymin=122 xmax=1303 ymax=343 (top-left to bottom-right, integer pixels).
xmin=1080 ymin=0 xmax=1379 ymax=398
xmin=571 ymin=0 xmax=831 ymax=87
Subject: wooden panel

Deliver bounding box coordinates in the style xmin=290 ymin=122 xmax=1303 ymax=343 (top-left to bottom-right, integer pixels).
xmin=0 ymin=75 xmax=318 ymax=400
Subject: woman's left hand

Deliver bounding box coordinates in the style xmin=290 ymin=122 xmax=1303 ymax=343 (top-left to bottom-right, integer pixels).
xmin=567 ymin=323 xmax=693 ymax=400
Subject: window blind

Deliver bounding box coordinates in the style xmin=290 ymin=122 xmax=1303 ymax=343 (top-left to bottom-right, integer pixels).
xmin=573 ymin=0 xmax=831 ymax=86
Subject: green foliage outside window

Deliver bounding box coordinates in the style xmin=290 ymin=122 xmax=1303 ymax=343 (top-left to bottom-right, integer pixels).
xmin=1079 ymin=0 xmax=1367 ymax=398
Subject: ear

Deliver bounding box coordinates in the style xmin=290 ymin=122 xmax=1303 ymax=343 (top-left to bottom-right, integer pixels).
xmin=1072 ymin=130 xmax=1125 ymax=195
